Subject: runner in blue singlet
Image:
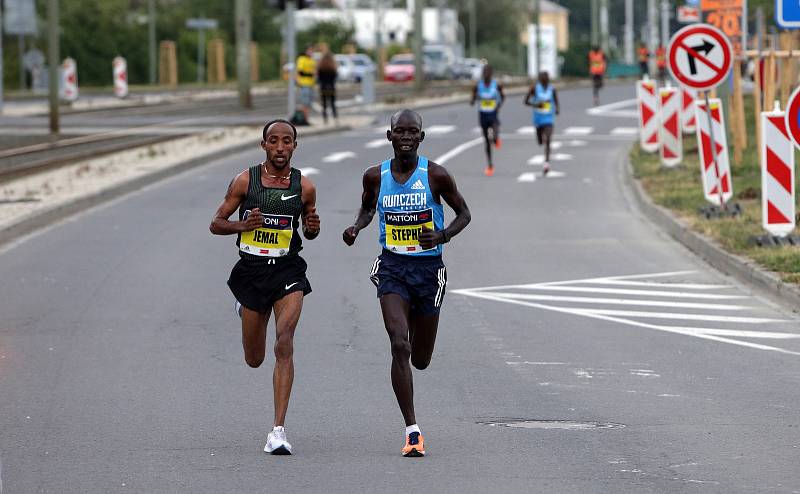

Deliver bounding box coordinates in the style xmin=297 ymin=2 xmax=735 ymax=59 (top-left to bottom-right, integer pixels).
xmin=524 ymin=71 xmax=560 ymax=176
xmin=470 ymin=64 xmax=505 ymax=176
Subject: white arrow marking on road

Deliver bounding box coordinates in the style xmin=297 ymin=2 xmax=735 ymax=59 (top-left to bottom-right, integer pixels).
xmin=528 ymin=154 xmax=572 ymax=164
xmin=365 ymin=138 xmax=390 ymax=148
xmin=517 ymin=172 xmax=537 ymax=182
xmin=426 ymin=125 xmax=456 ymax=134
xmin=322 ymin=151 xmax=356 ymax=163
xmin=611 ymin=127 xmax=639 ymax=135
xmin=564 ymin=127 xmax=594 ymax=135
xmin=297 ymin=167 xmax=320 ymax=176
xmin=586 ymin=98 xmax=639 ymax=118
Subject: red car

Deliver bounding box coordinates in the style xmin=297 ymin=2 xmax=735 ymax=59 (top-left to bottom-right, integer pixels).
xmin=384 ymin=54 xmax=415 ymax=82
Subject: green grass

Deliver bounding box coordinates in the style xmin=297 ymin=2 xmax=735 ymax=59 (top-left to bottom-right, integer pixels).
xmin=630 ymin=96 xmax=800 ymax=285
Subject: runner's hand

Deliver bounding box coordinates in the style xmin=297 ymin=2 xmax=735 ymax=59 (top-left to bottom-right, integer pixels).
xmin=304 ymin=207 xmax=320 ymax=234
xmin=242 ymin=208 xmax=263 ymax=232
xmin=342 ymin=225 xmax=359 ymax=246
xmin=419 ymin=225 xmax=440 ymax=250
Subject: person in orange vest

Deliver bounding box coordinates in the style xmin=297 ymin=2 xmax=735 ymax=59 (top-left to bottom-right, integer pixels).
xmin=656 ymin=44 xmax=667 ymax=82
xmin=638 ymin=42 xmax=650 ymax=78
xmin=588 ymin=45 xmax=607 ymax=106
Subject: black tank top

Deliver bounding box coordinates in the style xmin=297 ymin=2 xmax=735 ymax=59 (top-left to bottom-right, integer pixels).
xmin=236 ymin=165 xmax=303 ymax=261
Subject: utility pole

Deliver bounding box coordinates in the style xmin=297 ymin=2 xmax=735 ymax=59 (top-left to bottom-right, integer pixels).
xmin=413 ymin=0 xmax=423 ymax=92
xmin=373 ymin=0 xmax=382 ymax=78
xmin=148 ymin=0 xmax=156 ymax=85
xmin=286 ymin=1 xmax=297 ymax=117
xmin=647 ymin=0 xmax=657 ymax=76
xmin=660 ymin=0 xmax=669 ymax=48
xmin=533 ymin=0 xmax=540 ymax=77
xmin=468 ymin=0 xmax=476 ymax=58
xmin=0 ymin=5 xmax=4 ymax=114
xmin=590 ymin=0 xmax=598 ymax=47
xmin=599 ymin=0 xmax=609 ymax=54
xmin=48 ymin=0 xmax=59 ymax=134
xmin=236 ymin=0 xmax=252 ymax=108
xmin=624 ymin=0 xmax=633 ymax=65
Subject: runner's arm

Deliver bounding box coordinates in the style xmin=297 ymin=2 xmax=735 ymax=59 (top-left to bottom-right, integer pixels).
xmin=497 ymin=84 xmax=506 ymax=111
xmin=209 ymin=171 xmax=263 ymax=235
xmin=553 ymin=89 xmax=560 ymax=115
xmin=470 ymin=84 xmax=477 ymax=106
xmin=342 ymin=165 xmax=381 ymax=246
xmin=421 ymin=163 xmax=471 ymax=248
xmin=523 ymin=87 xmax=535 ymax=106
xmin=301 ymin=175 xmax=320 ymax=240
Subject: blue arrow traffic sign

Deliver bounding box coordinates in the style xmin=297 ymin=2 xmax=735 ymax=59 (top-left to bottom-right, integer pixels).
xmin=777 ymin=0 xmax=800 ymax=29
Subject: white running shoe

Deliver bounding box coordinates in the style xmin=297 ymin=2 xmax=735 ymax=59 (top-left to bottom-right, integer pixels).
xmin=264 ymin=426 xmax=293 ymax=455
xmin=234 ymin=300 xmax=243 ymax=318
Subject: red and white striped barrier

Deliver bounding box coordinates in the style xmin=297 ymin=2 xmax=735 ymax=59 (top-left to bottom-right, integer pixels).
xmin=637 ymin=79 xmax=659 ymax=153
xmin=761 ymin=103 xmax=796 ymax=237
xmin=61 ymin=57 xmax=79 ymax=102
xmin=695 ymin=98 xmax=733 ymax=205
xmin=113 ymin=56 xmax=129 ymax=99
xmin=659 ymin=86 xmax=682 ymax=167
xmin=681 ymin=87 xmax=697 ymax=134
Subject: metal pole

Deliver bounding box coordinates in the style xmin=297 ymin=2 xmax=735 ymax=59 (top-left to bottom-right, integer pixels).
xmin=19 ymin=35 xmax=26 ymax=90
xmin=468 ymin=0 xmax=476 ymax=58
xmin=660 ymin=0 xmax=669 ymax=48
xmin=236 ymin=0 xmax=252 ymax=108
xmin=703 ymin=91 xmax=726 ymax=210
xmin=148 ymin=0 xmax=156 ymax=85
xmin=374 ymin=0 xmax=382 ymax=78
xmin=286 ymin=0 xmax=297 ymax=117
xmin=413 ymin=0 xmax=423 ymax=93
xmin=0 ymin=5 xmax=4 ymax=114
xmin=48 ymin=0 xmax=60 ymax=134
xmin=756 ymin=7 xmax=763 ymax=110
xmin=647 ymin=0 xmax=657 ymax=76
xmin=624 ymin=0 xmax=634 ymax=65
xmin=590 ymin=0 xmax=598 ymax=47
xmin=197 ymin=29 xmax=204 ymax=83
xmin=533 ymin=0 xmax=540 ymax=77
xmin=599 ymin=0 xmax=609 ymax=55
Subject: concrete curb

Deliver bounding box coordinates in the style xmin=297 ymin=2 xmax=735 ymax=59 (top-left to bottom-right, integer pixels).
xmin=620 ymin=148 xmax=800 ymax=312
xmin=0 ymin=123 xmax=352 ymax=249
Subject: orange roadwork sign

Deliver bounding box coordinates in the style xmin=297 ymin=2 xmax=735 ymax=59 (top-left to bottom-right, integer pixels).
xmin=701 ymin=0 xmax=744 ymax=54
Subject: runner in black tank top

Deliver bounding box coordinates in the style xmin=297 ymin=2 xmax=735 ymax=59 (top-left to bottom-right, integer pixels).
xmin=210 ymin=119 xmax=320 ymax=456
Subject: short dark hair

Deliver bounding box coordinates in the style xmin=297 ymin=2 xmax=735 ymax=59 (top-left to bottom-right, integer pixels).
xmin=262 ymin=119 xmax=297 ymax=141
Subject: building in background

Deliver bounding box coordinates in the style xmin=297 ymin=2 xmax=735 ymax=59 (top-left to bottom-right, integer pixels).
xmin=540 ymin=0 xmax=569 ymax=52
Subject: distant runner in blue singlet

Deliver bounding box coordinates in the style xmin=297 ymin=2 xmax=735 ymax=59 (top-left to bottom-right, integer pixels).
xmin=470 ymin=64 xmax=505 ymax=177
xmin=524 ymin=71 xmax=560 ymax=176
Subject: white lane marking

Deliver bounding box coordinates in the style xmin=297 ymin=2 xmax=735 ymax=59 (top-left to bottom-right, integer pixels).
xmin=426 ymin=125 xmax=456 ymax=134
xmin=579 ymin=309 xmax=785 ymax=324
xmin=516 ymin=126 xmax=536 ymax=134
xmin=474 ymin=292 xmax=750 ymax=311
xmin=611 ymin=127 xmax=639 ymax=135
xmin=452 ymin=271 xmax=800 ymax=356
xmin=564 ymin=126 xmax=593 ymax=135
xmin=297 ymin=167 xmax=319 ymax=176
xmin=585 ymin=280 xmax=732 ymax=290
xmin=544 ymin=171 xmax=566 ymax=178
xmin=528 ymin=153 xmax=572 ymax=164
xmin=433 ymin=137 xmax=484 ymax=164
xmin=471 ymin=126 xmax=482 ymax=134
xmin=550 ymin=141 xmax=564 ymax=150
xmin=567 ymin=140 xmax=587 ymax=146
xmin=365 ymin=138 xmax=390 ymax=148
xmin=517 ymin=173 xmax=537 ymax=182
xmin=586 ymin=98 xmax=639 ymax=118
xmin=322 ymin=151 xmax=356 ymax=163
xmin=453 ymin=288 xmax=800 ymax=356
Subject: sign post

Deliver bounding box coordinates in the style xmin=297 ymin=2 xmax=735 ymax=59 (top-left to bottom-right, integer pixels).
xmin=113 ymin=56 xmax=128 ymax=99
xmin=637 ymin=78 xmax=660 ymax=153
xmin=659 ymin=84 xmax=682 ymax=167
xmin=185 ymin=18 xmax=218 ymax=83
xmin=667 ymin=23 xmax=733 ymax=210
xmin=760 ymin=100 xmax=796 ymax=237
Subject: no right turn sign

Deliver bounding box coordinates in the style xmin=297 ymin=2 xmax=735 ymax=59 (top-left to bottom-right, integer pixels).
xmin=667 ymin=23 xmax=733 ymax=91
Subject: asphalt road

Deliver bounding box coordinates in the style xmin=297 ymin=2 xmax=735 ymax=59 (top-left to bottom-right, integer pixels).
xmin=1 ymin=83 xmax=799 ymax=493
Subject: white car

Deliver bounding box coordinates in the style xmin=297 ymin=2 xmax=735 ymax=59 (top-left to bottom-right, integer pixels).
xmin=334 ymin=54 xmax=356 ymax=82
xmin=348 ymin=54 xmax=376 ymax=82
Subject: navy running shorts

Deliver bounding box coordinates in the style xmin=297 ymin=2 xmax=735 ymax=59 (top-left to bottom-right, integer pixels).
xmin=370 ymin=249 xmax=447 ymax=315
xmin=479 ymin=111 xmax=499 ymax=130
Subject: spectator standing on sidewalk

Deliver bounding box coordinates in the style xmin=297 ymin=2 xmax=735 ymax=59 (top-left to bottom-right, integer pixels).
xmin=317 ymin=52 xmax=339 ymax=124
xmin=295 ymin=46 xmax=316 ymax=126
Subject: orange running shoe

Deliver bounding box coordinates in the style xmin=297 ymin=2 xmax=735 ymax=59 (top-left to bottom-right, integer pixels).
xmin=484 ymin=166 xmax=494 ymax=177
xmin=495 ymin=137 xmax=502 ymax=149
xmin=402 ymin=431 xmax=425 ymax=457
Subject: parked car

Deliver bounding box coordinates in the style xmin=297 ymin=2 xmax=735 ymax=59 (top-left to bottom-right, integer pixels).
xmin=334 ymin=54 xmax=356 ymax=82
xmin=451 ymin=57 xmax=483 ymax=80
xmin=384 ymin=54 xmax=416 ymax=82
xmin=348 ymin=54 xmax=376 ymax=82
xmin=423 ymin=45 xmax=456 ymax=79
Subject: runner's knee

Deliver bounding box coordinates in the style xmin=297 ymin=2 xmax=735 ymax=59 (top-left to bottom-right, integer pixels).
xmin=390 ymin=335 xmax=411 ymax=360
xmin=244 ymin=350 xmax=265 ymax=368
xmin=274 ymin=333 xmax=294 ymax=361
xmin=411 ymin=355 xmax=430 ymax=370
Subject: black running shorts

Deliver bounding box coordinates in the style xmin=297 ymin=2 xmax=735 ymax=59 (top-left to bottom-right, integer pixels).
xmin=479 ymin=111 xmax=499 ymax=130
xmin=228 ymin=255 xmax=311 ymax=313
xmin=370 ymin=249 xmax=447 ymax=315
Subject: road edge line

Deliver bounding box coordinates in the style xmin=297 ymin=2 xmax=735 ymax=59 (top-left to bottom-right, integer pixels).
xmin=618 ymin=145 xmax=800 ymax=313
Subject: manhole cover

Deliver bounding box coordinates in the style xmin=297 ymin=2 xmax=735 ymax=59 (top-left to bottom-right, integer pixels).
xmin=478 ymin=419 xmax=625 ymax=430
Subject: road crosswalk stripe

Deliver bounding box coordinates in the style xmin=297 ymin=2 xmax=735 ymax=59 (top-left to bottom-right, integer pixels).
xmin=611 ymin=127 xmax=639 ymax=135
xmin=517 ymin=172 xmax=537 ymax=182
xmin=322 ymin=151 xmax=356 ymax=163
xmin=426 ymin=125 xmax=456 ymax=134
xmin=528 ymin=153 xmax=572 ymax=164
xmin=564 ymin=126 xmax=594 ymax=135
xmin=365 ymin=138 xmax=390 ymax=148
